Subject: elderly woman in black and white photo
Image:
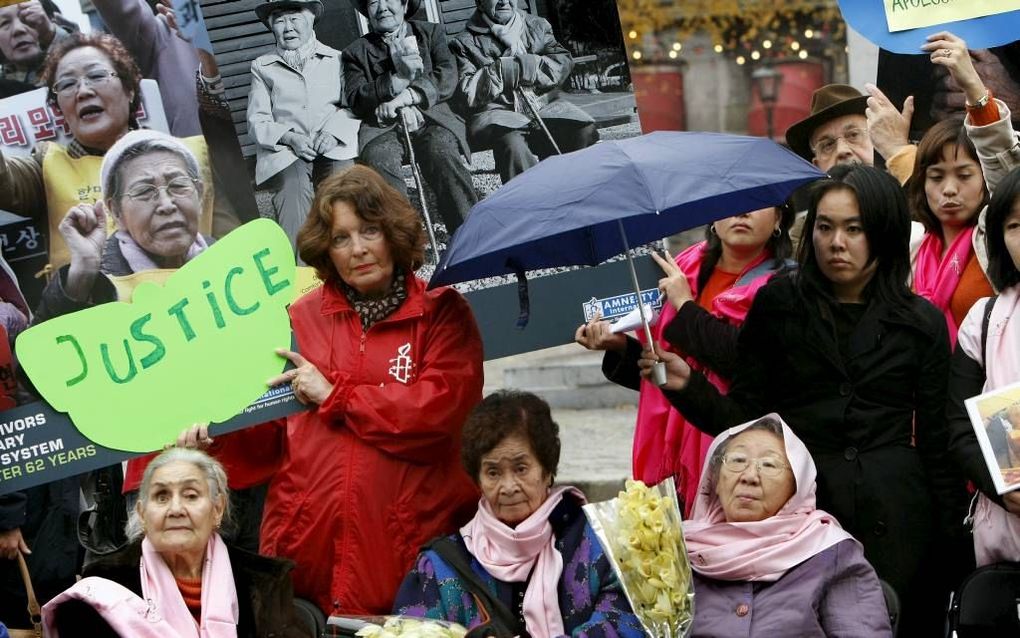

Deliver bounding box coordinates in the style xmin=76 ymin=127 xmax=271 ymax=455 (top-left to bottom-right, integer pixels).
xmin=247 ymin=0 xmax=359 ymax=252
xmin=342 ymin=0 xmax=477 ymax=235
xmin=42 ymin=448 xmax=309 ymax=637
xmin=449 ymin=0 xmax=597 ymax=184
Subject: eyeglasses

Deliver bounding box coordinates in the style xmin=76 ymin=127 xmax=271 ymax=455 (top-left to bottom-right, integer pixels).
xmin=811 ymin=127 xmax=867 ymax=158
xmin=122 ymin=177 xmax=199 ymax=204
xmin=720 ymin=453 xmax=788 ymax=477
xmin=52 ymin=70 xmax=120 ymax=97
xmin=330 ymin=224 xmax=384 ymax=249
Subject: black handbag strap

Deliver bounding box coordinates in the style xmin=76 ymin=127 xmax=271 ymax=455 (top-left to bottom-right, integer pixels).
xmin=981 ymin=295 xmax=998 ymax=371
xmin=424 ymin=537 xmax=524 ymax=637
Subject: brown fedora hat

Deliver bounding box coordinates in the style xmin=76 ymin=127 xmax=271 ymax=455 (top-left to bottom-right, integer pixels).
xmin=255 ymin=0 xmax=323 ymax=26
xmin=785 ymin=84 xmax=869 ymax=160
xmin=354 ymin=0 xmax=423 ymax=19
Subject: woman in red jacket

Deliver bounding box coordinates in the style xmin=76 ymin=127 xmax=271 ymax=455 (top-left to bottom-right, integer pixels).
xmin=260 ymin=165 xmax=483 ymax=616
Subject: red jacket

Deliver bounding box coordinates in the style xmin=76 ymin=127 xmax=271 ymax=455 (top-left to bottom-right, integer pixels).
xmin=259 ymin=274 xmax=482 ymax=615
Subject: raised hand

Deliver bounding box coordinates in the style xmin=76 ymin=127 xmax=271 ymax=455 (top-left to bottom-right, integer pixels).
xmin=60 ymin=201 xmax=107 ymax=269
xmin=865 ymin=83 xmax=913 ymax=160
xmin=650 ymin=250 xmax=693 ymax=311
xmin=922 ymin=31 xmax=988 ymax=109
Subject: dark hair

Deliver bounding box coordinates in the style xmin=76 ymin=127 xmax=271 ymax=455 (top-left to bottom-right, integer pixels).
xmin=696 ymin=204 xmax=795 ymax=293
xmin=708 ymin=416 xmax=786 ymax=484
xmin=907 ymin=118 xmax=987 ymax=240
xmin=797 ymin=164 xmax=913 ymax=307
xmin=984 ymin=167 xmax=1020 ymax=290
xmin=39 ymin=32 xmax=142 ymax=125
xmin=460 ymin=390 xmax=561 ymax=484
xmin=297 ymin=165 xmax=425 ymax=285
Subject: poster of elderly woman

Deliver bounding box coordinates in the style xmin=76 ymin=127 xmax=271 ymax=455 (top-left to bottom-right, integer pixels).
xmin=198 ymin=0 xmax=637 ymax=248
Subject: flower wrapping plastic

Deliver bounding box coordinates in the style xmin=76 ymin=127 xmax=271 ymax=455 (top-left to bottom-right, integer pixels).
xmin=351 ymin=616 xmax=467 ymax=638
xmin=583 ymin=477 xmax=694 ymax=637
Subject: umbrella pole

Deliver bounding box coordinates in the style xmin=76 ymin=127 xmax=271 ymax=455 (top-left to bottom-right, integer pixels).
xmin=617 ymin=220 xmax=668 ymax=387
xmin=400 ymin=108 xmax=442 ymax=264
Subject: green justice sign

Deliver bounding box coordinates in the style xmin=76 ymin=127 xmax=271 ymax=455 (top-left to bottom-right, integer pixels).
xmin=17 ymin=219 xmax=296 ymax=453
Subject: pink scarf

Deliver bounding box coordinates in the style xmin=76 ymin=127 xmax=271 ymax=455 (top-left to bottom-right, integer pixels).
xmin=139 ymin=534 xmax=239 ymax=637
xmin=116 ymin=231 xmax=209 ymax=273
xmin=460 ymin=486 xmax=585 ymax=638
xmin=957 ymin=286 xmax=1020 ymax=565
xmin=913 ymin=227 xmax=976 ymax=345
xmin=634 ymin=242 xmax=776 ymax=513
xmin=683 ymin=416 xmax=854 ymax=582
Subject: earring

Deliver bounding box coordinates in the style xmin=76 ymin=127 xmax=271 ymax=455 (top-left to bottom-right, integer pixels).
xmin=709 ymin=225 xmax=717 ymax=235
xmin=772 ymin=227 xmax=781 ymax=238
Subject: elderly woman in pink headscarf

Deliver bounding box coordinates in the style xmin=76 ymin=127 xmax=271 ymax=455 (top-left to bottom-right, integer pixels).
xmin=684 ymin=415 xmax=891 ymax=637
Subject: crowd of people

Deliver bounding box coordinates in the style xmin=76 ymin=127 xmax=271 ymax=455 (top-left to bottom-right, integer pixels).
xmin=0 ymin=0 xmax=1019 ymax=633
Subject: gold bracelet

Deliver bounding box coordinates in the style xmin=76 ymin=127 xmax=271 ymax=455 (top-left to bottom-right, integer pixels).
xmin=966 ymin=89 xmax=992 ymax=110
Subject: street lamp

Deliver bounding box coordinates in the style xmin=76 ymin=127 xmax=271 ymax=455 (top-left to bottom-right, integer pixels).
xmin=751 ymin=65 xmax=783 ymax=141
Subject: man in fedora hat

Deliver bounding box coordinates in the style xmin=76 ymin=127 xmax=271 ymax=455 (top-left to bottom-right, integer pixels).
xmin=786 ymin=84 xmax=874 ymax=172
xmin=342 ymin=0 xmax=477 ymax=235
xmin=449 ymin=0 xmax=597 ymax=184
xmin=247 ymin=0 xmax=359 ymax=252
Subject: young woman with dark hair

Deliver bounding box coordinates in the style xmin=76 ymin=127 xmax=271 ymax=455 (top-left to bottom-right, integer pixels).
xmin=948 ymin=165 xmax=1020 ymax=568
xmin=575 ymin=205 xmax=794 ymax=513
xmin=642 ymin=164 xmax=970 ymax=635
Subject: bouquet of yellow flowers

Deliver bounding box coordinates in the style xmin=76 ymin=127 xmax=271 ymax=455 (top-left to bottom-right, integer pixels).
xmin=583 ymin=478 xmax=693 ymax=638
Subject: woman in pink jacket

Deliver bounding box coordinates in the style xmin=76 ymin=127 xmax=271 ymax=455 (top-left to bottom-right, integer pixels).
xmin=575 ymin=205 xmax=793 ymax=513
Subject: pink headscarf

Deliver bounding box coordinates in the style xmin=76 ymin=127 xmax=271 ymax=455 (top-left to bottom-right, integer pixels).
xmin=913 ymin=227 xmax=976 ymax=346
xmin=633 ymin=241 xmax=776 ymax=512
xmin=957 ymin=287 xmax=1020 ymax=565
xmin=683 ymin=415 xmax=854 ymax=582
xmin=460 ymin=486 xmax=586 ymax=638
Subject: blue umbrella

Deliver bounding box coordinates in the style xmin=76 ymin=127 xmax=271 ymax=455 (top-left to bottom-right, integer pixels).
xmin=429 ymin=131 xmax=824 ymax=372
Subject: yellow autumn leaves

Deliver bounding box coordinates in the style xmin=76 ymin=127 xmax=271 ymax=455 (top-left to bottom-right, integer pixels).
xmin=584 ymin=478 xmax=694 ymax=637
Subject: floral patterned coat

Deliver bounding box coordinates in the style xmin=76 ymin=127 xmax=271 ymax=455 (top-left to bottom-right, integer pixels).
xmin=393 ymin=493 xmax=644 ymax=637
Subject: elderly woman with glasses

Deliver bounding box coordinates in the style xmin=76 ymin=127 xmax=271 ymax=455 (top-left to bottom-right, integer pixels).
xmin=33 ymin=129 xmax=280 ymax=553
xmin=0 ymin=31 xmax=237 ymax=274
xmin=684 ymin=415 xmax=891 ymax=637
xmin=41 ymin=448 xmax=310 ymax=637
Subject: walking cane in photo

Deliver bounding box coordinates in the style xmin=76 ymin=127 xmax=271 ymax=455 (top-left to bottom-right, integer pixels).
xmin=517 ymin=88 xmax=562 ymax=155
xmin=399 ymin=107 xmax=442 ymax=263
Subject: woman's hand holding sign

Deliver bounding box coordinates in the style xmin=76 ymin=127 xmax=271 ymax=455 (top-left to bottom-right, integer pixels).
xmin=268 ymin=349 xmax=332 ymax=405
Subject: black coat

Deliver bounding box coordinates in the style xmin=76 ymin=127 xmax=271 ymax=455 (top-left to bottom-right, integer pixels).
xmin=665 ymin=276 xmax=969 ymax=599
xmin=50 ymin=540 xmax=311 ymax=637
xmin=342 ymin=20 xmax=470 ymax=157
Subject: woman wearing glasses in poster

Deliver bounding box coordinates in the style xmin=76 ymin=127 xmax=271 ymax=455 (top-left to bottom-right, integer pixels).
xmin=32 ymin=129 xmax=280 ymax=553
xmin=0 ymin=31 xmax=237 ymax=275
xmin=684 ymin=416 xmax=891 ymax=637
